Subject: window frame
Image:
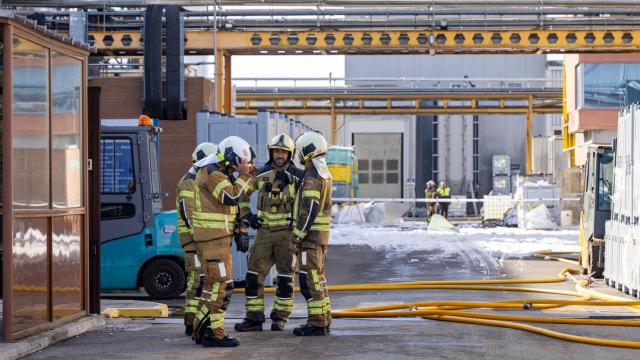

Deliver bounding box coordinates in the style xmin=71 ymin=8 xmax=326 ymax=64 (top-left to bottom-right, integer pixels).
xmin=100 ymin=137 xmax=136 ymax=195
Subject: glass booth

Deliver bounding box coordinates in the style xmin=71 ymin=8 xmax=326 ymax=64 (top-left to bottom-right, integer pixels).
xmin=0 ymin=14 xmax=90 ymax=341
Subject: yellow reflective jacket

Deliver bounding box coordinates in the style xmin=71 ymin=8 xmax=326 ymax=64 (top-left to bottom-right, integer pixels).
xmin=240 ymin=163 xmax=304 ymax=231
xmin=193 ymin=163 xmax=253 ymax=241
xmin=176 ymin=167 xmax=198 ymax=250
xmin=437 ymin=186 xmax=451 ymax=198
xmin=292 ymin=166 xmax=332 ymax=246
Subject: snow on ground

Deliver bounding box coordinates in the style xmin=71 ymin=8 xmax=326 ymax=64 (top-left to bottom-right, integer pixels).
xmin=329 ymin=222 xmax=579 ymax=261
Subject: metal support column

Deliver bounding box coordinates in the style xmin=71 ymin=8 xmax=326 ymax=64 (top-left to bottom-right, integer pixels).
xmin=330 ymin=97 xmax=337 ymax=144
xmin=526 ymin=95 xmax=534 ymax=175
xmin=215 ymin=50 xmax=224 ymax=113
xmin=224 ymin=51 xmax=232 ymax=114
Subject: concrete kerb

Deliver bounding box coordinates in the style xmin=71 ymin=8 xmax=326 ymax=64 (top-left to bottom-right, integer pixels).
xmin=0 ymin=300 xmax=168 ymax=360
xmin=101 ymin=301 xmax=169 ymax=318
xmin=0 ymin=315 xmax=106 ymax=360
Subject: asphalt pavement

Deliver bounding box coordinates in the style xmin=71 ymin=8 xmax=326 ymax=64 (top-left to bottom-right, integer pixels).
xmin=25 ymin=244 xmax=640 ymax=360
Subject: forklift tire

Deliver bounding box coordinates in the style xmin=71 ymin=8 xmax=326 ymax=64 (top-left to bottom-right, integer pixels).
xmin=142 ymin=258 xmax=185 ymax=299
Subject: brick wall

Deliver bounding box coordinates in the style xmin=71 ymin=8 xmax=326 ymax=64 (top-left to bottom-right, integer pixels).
xmin=88 ymin=77 xmax=214 ymax=209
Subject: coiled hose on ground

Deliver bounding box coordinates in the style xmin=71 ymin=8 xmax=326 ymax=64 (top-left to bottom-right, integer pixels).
xmin=237 ymin=251 xmax=640 ymax=348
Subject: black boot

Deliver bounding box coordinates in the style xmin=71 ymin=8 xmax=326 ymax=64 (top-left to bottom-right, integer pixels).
xmin=234 ymin=318 xmax=263 ymax=332
xmin=293 ymin=323 xmax=327 ymax=336
xmin=271 ymin=320 xmax=286 ymax=331
xmin=200 ymin=328 xmax=240 ymax=348
xmin=184 ymin=325 xmax=193 ymax=336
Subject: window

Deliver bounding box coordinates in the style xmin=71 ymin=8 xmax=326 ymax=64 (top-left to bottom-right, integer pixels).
xmin=579 ymin=63 xmax=640 ymax=108
xmin=372 ymin=173 xmax=384 ymax=184
xmin=359 ymin=173 xmax=369 ymax=184
xmin=100 ymin=203 xmax=136 ymax=220
xmin=358 ymin=159 xmax=369 ymax=171
xmin=148 ymin=133 xmax=162 ymax=212
xmin=51 ymin=51 xmax=82 ymax=208
xmin=584 ymin=152 xmax=592 ymax=193
xmin=386 ymin=173 xmax=399 ymax=184
xmin=597 ymin=152 xmax=614 ymax=211
xmin=101 ymin=138 xmax=135 ymax=193
xmin=372 ymin=160 xmax=384 ymax=171
xmin=12 ymin=37 xmax=49 ymax=209
xmin=386 ymin=159 xmax=399 ymax=171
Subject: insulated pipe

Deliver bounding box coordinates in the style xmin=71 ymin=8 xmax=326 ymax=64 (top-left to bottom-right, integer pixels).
xmin=23 ymin=7 xmax=640 ymax=17
xmin=234 ymin=267 xmax=578 ymax=294
xmin=65 ymin=18 xmax=640 ymax=30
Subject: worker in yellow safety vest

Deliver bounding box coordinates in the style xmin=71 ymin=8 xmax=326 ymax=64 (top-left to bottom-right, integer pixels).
xmin=289 ymin=131 xmax=333 ymax=336
xmin=436 ymin=180 xmax=452 ymax=219
xmin=176 ymin=142 xmax=218 ymax=337
xmin=190 ymin=136 xmax=255 ymax=348
xmin=235 ymin=133 xmax=304 ymax=332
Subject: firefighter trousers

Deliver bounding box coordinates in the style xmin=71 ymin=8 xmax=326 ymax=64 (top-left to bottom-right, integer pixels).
xmin=183 ymin=244 xmax=201 ymax=327
xmin=244 ymin=228 xmax=296 ymax=323
xmin=297 ymin=242 xmax=331 ymax=328
xmin=192 ymin=237 xmax=234 ymax=341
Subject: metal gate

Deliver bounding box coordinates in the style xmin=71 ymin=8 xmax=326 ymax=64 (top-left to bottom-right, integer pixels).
xmin=353 ymin=133 xmax=403 ymax=198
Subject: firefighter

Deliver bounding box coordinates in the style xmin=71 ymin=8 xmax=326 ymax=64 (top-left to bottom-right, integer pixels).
xmin=436 ymin=180 xmax=452 ymax=219
xmin=176 ymin=142 xmax=218 ymax=337
xmin=288 ymin=132 xmax=333 ymax=336
xmin=425 ymin=180 xmax=437 ymax=222
xmin=234 ymin=134 xmax=304 ymax=332
xmin=191 ymin=136 xmax=255 ymax=348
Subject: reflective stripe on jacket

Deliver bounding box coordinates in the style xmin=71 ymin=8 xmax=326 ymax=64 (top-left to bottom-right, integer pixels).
xmin=193 ymin=163 xmax=253 ymax=241
xmin=292 ymin=166 xmax=332 ymax=246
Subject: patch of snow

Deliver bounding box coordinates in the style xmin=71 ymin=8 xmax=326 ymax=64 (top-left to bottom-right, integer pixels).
xmin=329 ymin=222 xmax=578 ymax=260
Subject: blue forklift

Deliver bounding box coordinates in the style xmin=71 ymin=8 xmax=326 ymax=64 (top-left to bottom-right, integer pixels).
xmin=99 ymin=121 xmax=185 ymax=299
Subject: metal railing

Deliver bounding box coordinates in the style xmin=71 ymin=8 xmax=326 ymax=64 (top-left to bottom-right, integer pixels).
xmin=233 ymin=77 xmax=562 ymax=90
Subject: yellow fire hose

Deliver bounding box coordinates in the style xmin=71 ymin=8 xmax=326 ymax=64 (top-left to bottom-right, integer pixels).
xmin=233 ymin=252 xmax=640 ymax=348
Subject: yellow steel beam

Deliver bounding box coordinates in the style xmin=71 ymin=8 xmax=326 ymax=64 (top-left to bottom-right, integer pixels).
xmin=561 ymin=63 xmax=576 ymax=166
xmin=214 ymin=51 xmax=223 ymax=113
xmin=330 ymin=97 xmax=337 ymax=145
xmin=88 ymin=29 xmax=640 ymax=55
xmin=526 ymin=95 xmax=534 ymax=175
xmin=224 ymin=51 xmax=232 ymax=114
xmin=236 ymin=92 xmax=561 ymax=101
xmin=235 ymin=91 xmax=562 ymax=117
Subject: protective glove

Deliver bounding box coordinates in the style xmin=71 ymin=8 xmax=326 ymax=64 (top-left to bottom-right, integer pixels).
xmin=235 ymin=231 xmax=250 ymax=253
xmin=245 ymin=213 xmax=263 ymax=230
xmin=275 ymin=170 xmax=291 ymax=186
xmin=289 ymin=236 xmax=301 ymax=254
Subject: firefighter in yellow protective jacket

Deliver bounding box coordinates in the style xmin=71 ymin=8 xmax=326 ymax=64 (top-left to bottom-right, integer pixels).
xmin=288 ymin=132 xmax=333 ymax=336
xmin=176 ymin=142 xmax=218 ymax=337
xmin=234 ymin=134 xmax=304 ymax=332
xmin=191 ymin=136 xmax=255 ymax=348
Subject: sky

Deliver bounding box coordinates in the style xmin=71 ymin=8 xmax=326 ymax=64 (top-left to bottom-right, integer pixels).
xmin=191 ymin=53 xmax=560 ymax=85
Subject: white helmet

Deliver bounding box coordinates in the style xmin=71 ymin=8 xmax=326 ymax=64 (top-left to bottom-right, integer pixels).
xmin=295 ymin=132 xmax=328 ymax=163
xmin=192 ymin=142 xmax=218 ymax=163
xmin=216 ymin=136 xmax=255 ymax=167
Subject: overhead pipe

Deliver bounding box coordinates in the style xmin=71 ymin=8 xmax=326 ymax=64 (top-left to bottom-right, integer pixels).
xmin=79 ymin=20 xmax=640 ymax=30
xmin=45 ymin=16 xmax=640 ymax=30
xmin=18 ymin=6 xmax=640 ymax=17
